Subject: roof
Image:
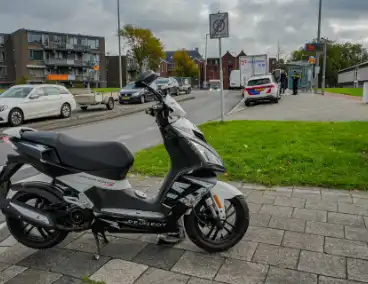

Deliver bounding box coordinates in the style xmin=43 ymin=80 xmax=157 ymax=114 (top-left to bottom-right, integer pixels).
xmin=164 ymin=49 xmax=202 ymax=63
xmin=249 ymin=75 xmax=273 ymax=80
xmin=338 ymin=60 xmax=368 ymax=73
xmin=13 ymin=28 xmax=104 ymax=39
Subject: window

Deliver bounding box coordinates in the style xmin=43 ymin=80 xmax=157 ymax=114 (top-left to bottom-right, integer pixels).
xmin=247 ymin=78 xmax=271 ymax=86
xmin=0 ymin=52 xmax=5 ymax=62
xmin=88 ymin=39 xmax=96 ymax=49
xmin=0 ymin=66 xmax=7 ymax=76
xmin=29 ymin=50 xmax=44 ymax=61
xmin=27 ymin=32 xmax=42 ymax=44
xmin=95 ymin=39 xmax=100 ymax=48
xmin=43 ymin=86 xmax=61 ymax=96
xmin=0 ymin=35 xmax=4 ymax=47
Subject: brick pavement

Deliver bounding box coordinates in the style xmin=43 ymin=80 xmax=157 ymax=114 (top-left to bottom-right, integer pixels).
xmin=0 ymin=176 xmax=368 ymax=283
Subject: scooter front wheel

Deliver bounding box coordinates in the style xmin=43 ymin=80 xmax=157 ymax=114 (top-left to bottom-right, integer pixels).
xmin=184 ymin=195 xmax=249 ymax=253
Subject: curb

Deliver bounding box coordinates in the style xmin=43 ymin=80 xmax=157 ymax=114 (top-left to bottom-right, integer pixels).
xmin=0 ymin=95 xmax=195 ymax=137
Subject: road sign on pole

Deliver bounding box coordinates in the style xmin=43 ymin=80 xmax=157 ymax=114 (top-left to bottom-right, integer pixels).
xmin=209 ymin=12 xmax=229 ymax=39
xmin=209 ymin=12 xmax=229 ymax=122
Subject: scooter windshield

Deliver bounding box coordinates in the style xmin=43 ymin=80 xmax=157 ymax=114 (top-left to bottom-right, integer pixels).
xmin=164 ymin=94 xmax=186 ymax=117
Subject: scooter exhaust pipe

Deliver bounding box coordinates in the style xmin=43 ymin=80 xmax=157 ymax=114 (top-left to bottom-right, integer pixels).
xmin=0 ymin=199 xmax=56 ymax=229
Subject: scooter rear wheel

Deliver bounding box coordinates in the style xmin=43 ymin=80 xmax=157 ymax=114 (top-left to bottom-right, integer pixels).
xmin=184 ymin=195 xmax=249 ymax=253
xmin=6 ymin=192 xmax=68 ymax=249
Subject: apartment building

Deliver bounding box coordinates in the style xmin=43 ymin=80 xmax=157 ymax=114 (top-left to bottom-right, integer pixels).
xmin=0 ymin=29 xmax=106 ymax=88
xmin=106 ymin=55 xmax=140 ymax=87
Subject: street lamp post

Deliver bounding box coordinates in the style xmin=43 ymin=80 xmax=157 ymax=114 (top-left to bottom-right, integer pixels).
xmin=117 ymin=0 xmax=122 ymax=89
xmin=204 ymin=33 xmax=209 ymax=88
xmin=314 ymin=0 xmax=322 ymax=94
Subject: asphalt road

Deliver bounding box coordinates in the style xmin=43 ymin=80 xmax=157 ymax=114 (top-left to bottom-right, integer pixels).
xmin=1 ymin=90 xmax=241 ymax=182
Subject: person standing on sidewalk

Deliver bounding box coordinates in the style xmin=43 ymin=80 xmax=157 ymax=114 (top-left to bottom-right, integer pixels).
xmin=280 ymin=70 xmax=287 ymax=94
xmin=292 ymin=71 xmax=300 ymax=95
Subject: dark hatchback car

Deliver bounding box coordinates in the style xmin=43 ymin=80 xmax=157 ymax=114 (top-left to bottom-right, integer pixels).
xmin=119 ymin=82 xmax=157 ymax=104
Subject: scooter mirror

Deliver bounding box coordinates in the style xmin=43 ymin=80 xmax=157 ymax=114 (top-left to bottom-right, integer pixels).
xmin=135 ymin=71 xmax=159 ymax=88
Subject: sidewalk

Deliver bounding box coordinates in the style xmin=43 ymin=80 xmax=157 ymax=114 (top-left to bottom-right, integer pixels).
xmin=227 ymin=91 xmax=368 ymax=121
xmin=0 ymin=176 xmax=368 ymax=283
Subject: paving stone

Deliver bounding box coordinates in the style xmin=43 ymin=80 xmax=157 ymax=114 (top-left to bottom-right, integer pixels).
xmin=319 ymin=276 xmax=365 ymax=284
xmin=100 ymin=237 xmax=147 ymax=260
xmin=249 ymin=214 xmax=271 ymax=227
xmin=65 ymin=233 xmax=114 ymax=253
xmin=17 ymin=248 xmax=75 ymax=270
xmin=56 ymin=232 xmax=85 ymax=248
xmin=305 ymin=221 xmax=344 ymax=238
xmin=187 ymin=277 xmax=226 ymax=284
xmin=321 ymin=190 xmax=352 ymax=203
xmin=247 ymin=203 xmax=262 ymax=214
xmin=0 ymin=236 xmax=17 ymax=247
xmin=351 ymin=191 xmax=368 ymax=199
xmin=347 ymin=258 xmax=368 ymax=282
xmin=215 ymin=258 xmax=268 ymax=284
xmin=51 ymin=251 xmax=110 ymax=279
xmin=292 ymin=189 xmax=321 ymax=200
xmin=171 ymin=251 xmax=224 ymax=279
xmin=328 ymin=212 xmax=365 ymax=227
xmin=133 ymin=243 xmax=185 ymax=270
xmin=325 ymin=237 xmax=368 ymax=260
xmin=245 ymin=226 xmax=284 ymax=245
xmin=220 ymin=240 xmax=258 ymax=261
xmin=252 ymin=243 xmax=300 ymax=269
xmin=305 ymin=200 xmax=338 ymax=212
xmin=52 ymin=276 xmax=82 ymax=284
xmin=263 ymin=187 xmax=293 ymax=197
xmin=0 ymin=243 xmax=37 ymax=264
xmin=345 ymin=226 xmax=368 ymax=242
xmin=0 ymin=265 xmax=27 ymax=284
xmin=173 ymin=237 xmax=207 ymax=253
xmin=259 ymin=205 xmax=293 ymax=217
xmin=298 ymin=250 xmax=346 ymax=278
xmin=242 ymin=184 xmax=268 ymax=191
xmin=282 ymin=231 xmax=324 ymax=252
xmin=353 ymin=198 xmax=368 ymax=208
xmin=338 ymin=202 xmax=368 ymax=216
xmin=135 ymin=267 xmax=189 ymax=284
xmin=264 ymin=267 xmax=317 ymax=284
xmin=5 ymin=269 xmax=62 ymax=284
xmin=268 ymin=216 xmax=306 ymax=232
xmin=0 ymin=263 xmax=10 ymax=272
xmin=0 ymin=227 xmax=10 ymax=244
xmin=246 ymin=192 xmax=275 ymax=205
xmin=90 ymin=259 xmax=148 ymax=284
xmin=274 ymin=196 xmax=305 ymax=208
xmin=292 ymin=208 xmax=327 ymax=222
xmin=106 ymin=232 xmax=143 ymax=240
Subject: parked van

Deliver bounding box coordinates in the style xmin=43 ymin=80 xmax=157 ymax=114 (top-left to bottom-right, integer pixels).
xmin=229 ymin=70 xmax=242 ymax=90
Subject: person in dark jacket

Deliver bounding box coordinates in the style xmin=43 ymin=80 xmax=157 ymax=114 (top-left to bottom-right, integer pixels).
xmin=280 ymin=70 xmax=287 ymax=94
xmin=292 ymin=71 xmax=300 ymax=95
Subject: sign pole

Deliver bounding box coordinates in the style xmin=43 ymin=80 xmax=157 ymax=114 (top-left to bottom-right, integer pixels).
xmin=219 ymin=38 xmax=224 ymax=122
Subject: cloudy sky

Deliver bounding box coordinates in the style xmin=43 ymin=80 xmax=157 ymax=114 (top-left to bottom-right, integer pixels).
xmin=1 ymin=0 xmax=367 ymax=59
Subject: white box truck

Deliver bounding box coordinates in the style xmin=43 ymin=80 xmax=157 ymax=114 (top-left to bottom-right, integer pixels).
xmin=229 ymin=70 xmax=241 ymax=90
xmin=239 ymin=54 xmax=268 ymax=87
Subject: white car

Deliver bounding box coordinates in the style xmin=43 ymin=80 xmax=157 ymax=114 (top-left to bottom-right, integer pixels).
xmin=243 ymin=75 xmax=281 ymax=106
xmin=0 ymin=84 xmax=77 ymax=126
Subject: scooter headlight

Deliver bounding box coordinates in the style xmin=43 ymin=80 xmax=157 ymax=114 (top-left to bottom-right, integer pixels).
xmin=189 ymin=140 xmax=223 ymax=166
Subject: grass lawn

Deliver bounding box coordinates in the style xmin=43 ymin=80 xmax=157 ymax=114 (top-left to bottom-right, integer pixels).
xmin=133 ymin=120 xmax=368 ymax=190
xmin=92 ymin=88 xmax=120 ymax=93
xmin=0 ymin=89 xmax=3 ymax=93
xmin=325 ymin=88 xmax=363 ymax=97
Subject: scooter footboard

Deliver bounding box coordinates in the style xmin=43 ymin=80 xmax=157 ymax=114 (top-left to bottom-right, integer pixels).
xmin=210 ymin=181 xmax=243 ymax=219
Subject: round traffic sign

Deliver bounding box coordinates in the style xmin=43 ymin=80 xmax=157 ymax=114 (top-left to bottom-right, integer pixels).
xmin=213 ymin=19 xmax=225 ymax=34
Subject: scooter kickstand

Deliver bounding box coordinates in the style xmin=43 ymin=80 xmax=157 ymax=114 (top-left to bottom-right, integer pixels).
xmin=98 ymin=231 xmax=109 ymax=244
xmin=92 ymin=231 xmax=101 ymax=260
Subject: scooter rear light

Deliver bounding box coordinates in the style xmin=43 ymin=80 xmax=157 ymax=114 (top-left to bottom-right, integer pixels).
xmin=2 ymin=136 xmax=10 ymax=144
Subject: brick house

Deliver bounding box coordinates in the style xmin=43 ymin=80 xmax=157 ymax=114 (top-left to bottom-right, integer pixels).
xmin=204 ymin=50 xmax=246 ymax=89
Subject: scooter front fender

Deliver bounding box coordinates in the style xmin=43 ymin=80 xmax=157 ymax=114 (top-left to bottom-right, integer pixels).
xmin=210 ymin=181 xmax=243 ymax=220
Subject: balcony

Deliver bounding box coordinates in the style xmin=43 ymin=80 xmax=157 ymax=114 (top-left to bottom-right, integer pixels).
xmin=43 ymin=42 xmax=91 ymax=53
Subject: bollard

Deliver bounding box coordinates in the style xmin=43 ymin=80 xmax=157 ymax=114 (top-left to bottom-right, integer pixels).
xmin=363 ymin=82 xmax=368 ymax=104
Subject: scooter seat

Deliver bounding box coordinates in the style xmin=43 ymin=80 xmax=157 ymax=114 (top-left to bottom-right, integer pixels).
xmin=22 ymin=131 xmax=134 ymax=174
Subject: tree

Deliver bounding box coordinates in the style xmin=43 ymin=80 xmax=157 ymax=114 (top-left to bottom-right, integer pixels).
xmin=173 ymin=50 xmax=199 ymax=77
xmin=119 ymin=25 xmax=165 ymax=72
xmin=290 ymin=39 xmax=368 ymax=87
